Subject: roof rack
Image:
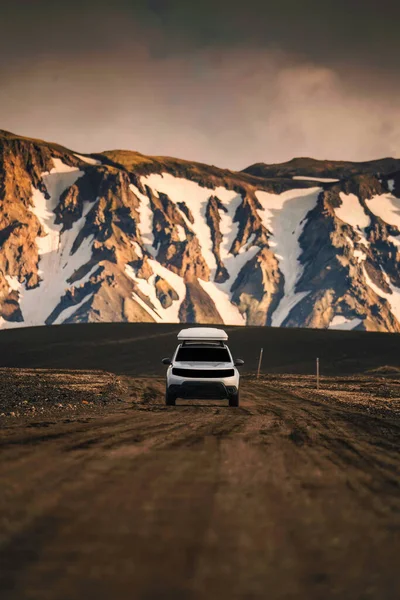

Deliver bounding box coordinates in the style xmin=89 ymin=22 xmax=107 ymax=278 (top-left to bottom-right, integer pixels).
xmin=181 ymin=340 xmax=225 ymax=347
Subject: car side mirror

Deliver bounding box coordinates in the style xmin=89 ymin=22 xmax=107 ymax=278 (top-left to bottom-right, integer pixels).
xmin=234 ymin=358 xmax=244 ymax=366
xmin=162 ymin=357 xmax=172 ymax=365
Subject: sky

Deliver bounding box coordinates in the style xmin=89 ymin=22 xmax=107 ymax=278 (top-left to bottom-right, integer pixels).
xmin=0 ymin=0 xmax=399 ymax=169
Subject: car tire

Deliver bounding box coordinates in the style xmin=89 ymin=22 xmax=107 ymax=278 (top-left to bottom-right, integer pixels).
xmin=229 ymin=390 xmax=239 ymax=407
xmin=165 ymin=388 xmax=176 ymax=406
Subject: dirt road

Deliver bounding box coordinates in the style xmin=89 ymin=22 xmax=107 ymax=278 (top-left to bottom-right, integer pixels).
xmin=1 ymin=379 xmax=400 ymax=599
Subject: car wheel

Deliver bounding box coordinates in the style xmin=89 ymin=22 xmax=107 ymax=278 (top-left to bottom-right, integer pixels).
xmin=165 ymin=388 xmax=176 ymax=406
xmin=229 ymin=390 xmax=239 ymax=407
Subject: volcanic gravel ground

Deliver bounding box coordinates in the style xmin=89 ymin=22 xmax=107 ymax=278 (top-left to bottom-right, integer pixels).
xmin=1 ymin=373 xmax=399 ymax=599
xmin=0 ymin=368 xmax=127 ymax=421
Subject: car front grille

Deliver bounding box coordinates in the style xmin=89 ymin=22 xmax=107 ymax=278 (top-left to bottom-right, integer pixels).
xmin=170 ymin=382 xmax=229 ymax=399
xmin=172 ymin=368 xmax=235 ymax=378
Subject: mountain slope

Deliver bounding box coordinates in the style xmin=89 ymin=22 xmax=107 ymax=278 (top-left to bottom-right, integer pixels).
xmin=1 ymin=129 xmax=400 ymax=331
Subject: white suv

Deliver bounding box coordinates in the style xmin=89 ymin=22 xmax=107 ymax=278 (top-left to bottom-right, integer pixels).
xmin=162 ymin=327 xmax=244 ymax=407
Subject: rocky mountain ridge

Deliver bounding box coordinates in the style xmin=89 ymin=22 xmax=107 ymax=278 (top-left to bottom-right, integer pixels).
xmin=1 ymin=129 xmax=400 ymax=331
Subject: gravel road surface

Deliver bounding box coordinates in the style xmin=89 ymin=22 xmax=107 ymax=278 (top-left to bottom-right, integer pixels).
xmin=1 ymin=377 xmax=400 ymax=599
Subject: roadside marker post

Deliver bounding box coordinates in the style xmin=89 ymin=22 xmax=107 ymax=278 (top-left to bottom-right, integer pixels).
xmin=257 ymin=348 xmax=264 ymax=379
xmin=316 ymin=357 xmax=320 ymax=390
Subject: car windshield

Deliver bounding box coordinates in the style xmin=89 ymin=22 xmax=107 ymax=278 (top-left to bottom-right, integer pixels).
xmin=176 ymin=346 xmax=231 ymax=362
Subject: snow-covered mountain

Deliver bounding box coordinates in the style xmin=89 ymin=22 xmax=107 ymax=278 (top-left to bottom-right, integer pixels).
xmin=1 ymin=129 xmax=400 ymax=332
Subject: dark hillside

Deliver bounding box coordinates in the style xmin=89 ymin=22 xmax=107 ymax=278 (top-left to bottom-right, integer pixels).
xmin=1 ymin=323 xmax=400 ymax=376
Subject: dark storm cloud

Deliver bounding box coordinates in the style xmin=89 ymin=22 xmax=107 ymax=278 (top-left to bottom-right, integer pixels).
xmin=2 ymin=0 xmax=399 ymax=68
xmin=0 ymin=1 xmax=399 ymax=167
xmin=144 ymin=0 xmax=400 ymax=73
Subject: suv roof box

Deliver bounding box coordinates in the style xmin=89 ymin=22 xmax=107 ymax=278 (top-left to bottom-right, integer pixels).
xmin=177 ymin=327 xmax=228 ymax=342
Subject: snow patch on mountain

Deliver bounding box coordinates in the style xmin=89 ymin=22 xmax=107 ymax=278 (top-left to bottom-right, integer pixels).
xmin=131 ymin=240 xmax=143 ymax=258
xmin=176 ymin=225 xmax=187 ymax=242
xmin=388 ymin=235 xmax=400 ymax=248
xmin=199 ymin=240 xmax=260 ymax=325
xmin=148 ymin=259 xmax=186 ymax=321
xmin=125 ymin=265 xmax=161 ymax=322
xmin=44 ymin=159 xmax=84 ymax=200
xmin=140 ymin=173 xmax=240 ymax=275
xmin=366 ymin=193 xmax=400 ymax=229
xmin=354 ymin=249 xmax=367 ymax=263
xmin=0 ymin=277 xmax=25 ymax=328
xmin=364 ymin=266 xmax=400 ymax=322
xmin=20 ymin=204 xmax=94 ymax=326
xmin=125 ymin=259 xmax=186 ymax=323
xmin=73 ymin=153 xmax=101 ymax=166
xmin=335 ymin=193 xmax=370 ymax=229
xmin=335 ymin=193 xmax=370 ymax=247
xmin=129 ymin=183 xmax=156 ymax=257
xmin=198 ymin=241 xmax=260 ymax=325
xmin=5 ymin=275 xmax=20 ymax=291
xmin=329 ymin=316 xmax=362 ymax=330
xmin=132 ymin=173 xmax=262 ymax=325
xmin=255 ymin=187 xmax=321 ymax=326
xmin=198 ymin=279 xmax=245 ymax=325
xmin=293 ymin=176 xmax=339 ymax=183
xmin=15 ymin=160 xmax=94 ymax=326
xmin=0 ymin=317 xmax=25 ymax=330
xmin=29 ymin=160 xmax=85 ymax=259
xmin=53 ymin=293 xmax=95 ymax=325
